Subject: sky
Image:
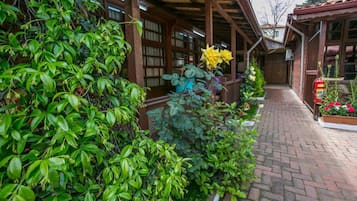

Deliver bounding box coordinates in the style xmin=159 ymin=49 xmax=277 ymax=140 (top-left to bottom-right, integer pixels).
xmin=250 ymin=0 xmax=306 ymax=25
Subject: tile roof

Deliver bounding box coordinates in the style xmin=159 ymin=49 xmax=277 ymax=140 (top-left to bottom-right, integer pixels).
xmin=293 ymin=0 xmax=357 ymax=15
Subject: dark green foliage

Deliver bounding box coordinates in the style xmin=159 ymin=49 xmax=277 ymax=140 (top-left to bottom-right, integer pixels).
xmin=0 ymin=1 xmax=188 ymax=200
xmin=148 ymin=69 xmax=257 ymax=200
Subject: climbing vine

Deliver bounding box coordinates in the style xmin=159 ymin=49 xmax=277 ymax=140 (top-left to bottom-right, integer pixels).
xmin=0 ymin=1 xmax=188 ymax=200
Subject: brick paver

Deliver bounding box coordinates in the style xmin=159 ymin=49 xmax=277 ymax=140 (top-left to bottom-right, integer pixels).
xmin=244 ymin=85 xmax=357 ymax=201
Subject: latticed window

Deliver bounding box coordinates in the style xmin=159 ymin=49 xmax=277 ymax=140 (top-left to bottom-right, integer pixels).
xmin=142 ymin=18 xmax=166 ymax=88
xmin=171 ymin=30 xmax=204 ymax=71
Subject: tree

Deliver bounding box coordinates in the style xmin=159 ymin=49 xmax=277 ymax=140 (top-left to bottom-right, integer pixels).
xmin=261 ymin=0 xmax=294 ymax=39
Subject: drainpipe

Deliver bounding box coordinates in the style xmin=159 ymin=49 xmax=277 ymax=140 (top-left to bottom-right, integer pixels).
xmin=247 ymin=37 xmax=263 ymax=69
xmin=286 ymin=23 xmax=305 ymax=97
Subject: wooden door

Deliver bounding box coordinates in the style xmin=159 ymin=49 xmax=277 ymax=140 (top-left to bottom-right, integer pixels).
xmin=264 ymin=53 xmax=288 ymax=84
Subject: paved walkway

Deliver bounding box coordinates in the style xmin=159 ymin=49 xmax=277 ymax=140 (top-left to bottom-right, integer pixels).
xmin=245 ymin=85 xmax=357 ymax=201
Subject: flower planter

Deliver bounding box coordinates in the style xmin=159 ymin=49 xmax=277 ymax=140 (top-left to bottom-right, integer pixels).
xmin=318 ymin=115 xmax=357 ymax=131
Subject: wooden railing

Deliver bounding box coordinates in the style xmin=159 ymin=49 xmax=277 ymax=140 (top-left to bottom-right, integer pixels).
xmin=221 ymin=78 xmax=242 ymax=104
xmin=140 ymin=78 xmax=243 ymax=129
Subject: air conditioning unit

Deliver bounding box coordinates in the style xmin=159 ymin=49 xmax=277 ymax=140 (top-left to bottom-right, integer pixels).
xmin=285 ymin=48 xmax=294 ymax=61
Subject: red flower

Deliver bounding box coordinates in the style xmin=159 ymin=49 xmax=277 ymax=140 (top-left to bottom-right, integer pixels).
xmin=346 ymin=104 xmax=353 ymax=108
xmin=347 ymin=107 xmax=355 ymax=113
xmin=335 ymin=102 xmax=341 ymax=106
xmin=324 ymin=107 xmax=330 ymax=111
xmin=327 ymin=102 xmax=335 ymax=107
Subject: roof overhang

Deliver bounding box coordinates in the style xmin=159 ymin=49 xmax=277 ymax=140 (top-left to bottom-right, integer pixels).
xmin=144 ymin=0 xmax=266 ymax=50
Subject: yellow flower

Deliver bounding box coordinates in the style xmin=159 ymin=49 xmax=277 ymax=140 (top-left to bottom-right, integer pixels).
xmin=201 ymin=45 xmax=222 ymax=70
xmin=220 ymin=49 xmax=233 ymax=64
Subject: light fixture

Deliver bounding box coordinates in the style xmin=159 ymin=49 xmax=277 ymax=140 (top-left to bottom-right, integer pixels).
xmin=139 ymin=0 xmax=147 ymax=11
xmin=193 ymin=30 xmax=205 ymax=38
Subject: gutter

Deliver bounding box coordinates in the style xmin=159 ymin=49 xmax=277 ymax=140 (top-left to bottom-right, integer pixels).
xmin=286 ymin=23 xmax=305 ymax=97
xmin=247 ymin=37 xmax=263 ymax=69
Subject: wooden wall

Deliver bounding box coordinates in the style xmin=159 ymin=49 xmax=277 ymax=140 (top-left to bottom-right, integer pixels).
xmin=264 ymin=53 xmax=288 ymax=84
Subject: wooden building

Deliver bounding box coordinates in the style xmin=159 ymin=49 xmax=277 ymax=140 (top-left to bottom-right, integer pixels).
xmin=103 ymin=0 xmax=266 ymax=128
xmin=263 ymin=37 xmax=288 ymax=85
xmin=284 ymin=0 xmax=357 ymax=110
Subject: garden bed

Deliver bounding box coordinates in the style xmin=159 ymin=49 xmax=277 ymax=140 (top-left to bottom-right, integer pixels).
xmin=318 ymin=115 xmax=357 ymax=131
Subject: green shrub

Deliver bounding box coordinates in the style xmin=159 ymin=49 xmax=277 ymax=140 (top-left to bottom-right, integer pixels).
xmin=241 ymin=58 xmax=265 ymax=98
xmin=148 ymin=64 xmax=257 ymax=200
xmin=0 ymin=1 xmax=188 ymax=200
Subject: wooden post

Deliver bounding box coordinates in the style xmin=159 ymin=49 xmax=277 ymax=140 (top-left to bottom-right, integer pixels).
xmin=125 ymin=0 xmax=146 ymax=128
xmin=205 ymin=0 xmax=213 ymax=45
xmin=243 ymin=39 xmax=247 ymax=71
xmin=166 ymin=23 xmax=174 ymax=74
xmin=125 ymin=0 xmax=144 ymax=86
xmin=317 ymin=20 xmax=327 ymax=77
xmin=231 ymin=26 xmax=236 ymax=80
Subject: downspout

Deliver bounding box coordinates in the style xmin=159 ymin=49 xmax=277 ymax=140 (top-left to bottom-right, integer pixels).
xmin=286 ymin=23 xmax=305 ymax=97
xmin=247 ymin=37 xmax=263 ymax=69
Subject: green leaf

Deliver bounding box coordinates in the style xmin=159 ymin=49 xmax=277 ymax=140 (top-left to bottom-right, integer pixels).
xmin=48 ymin=157 xmax=65 ymax=169
xmin=28 ymin=40 xmax=40 ymax=53
xmin=11 ymin=130 xmax=21 ymax=141
xmin=8 ymin=33 xmax=19 ymax=47
xmin=30 ymin=115 xmax=44 ymax=130
xmin=67 ymin=94 xmax=80 ymax=110
xmin=84 ymin=192 xmax=94 ymax=201
xmin=134 ymin=18 xmax=143 ymax=37
xmin=40 ymin=160 xmax=49 ymax=178
xmin=25 ymin=160 xmax=41 ymax=180
xmin=57 ymin=116 xmax=69 ymax=131
xmin=106 ymin=110 xmax=115 ymax=126
xmin=18 ymin=186 xmax=35 ymax=201
xmin=0 ymin=184 xmax=16 ymax=200
xmin=53 ymin=43 xmax=64 ymax=58
xmin=7 ymin=157 xmax=22 ymax=180
xmin=118 ymin=192 xmax=132 ymax=200
xmin=0 ymin=115 xmax=12 ymax=136
xmin=48 ymin=169 xmax=59 ymax=187
xmin=13 ymin=195 xmax=26 ymax=201
xmin=45 ymin=19 xmax=56 ymax=31
xmin=103 ymin=186 xmax=118 ymax=201
xmin=40 ymin=73 xmax=55 ymax=92
xmin=103 ymin=167 xmax=113 ymax=184
xmin=121 ymin=145 xmax=132 ymax=158
xmin=0 ymin=155 xmax=12 ymax=168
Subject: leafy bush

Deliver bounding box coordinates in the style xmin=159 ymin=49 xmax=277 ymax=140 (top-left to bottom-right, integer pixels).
xmin=148 ymin=47 xmax=257 ymax=200
xmin=241 ymin=59 xmax=266 ymax=98
xmin=0 ymin=1 xmax=188 ymax=200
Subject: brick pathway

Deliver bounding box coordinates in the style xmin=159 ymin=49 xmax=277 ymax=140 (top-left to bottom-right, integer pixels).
xmin=244 ymin=85 xmax=357 ymax=201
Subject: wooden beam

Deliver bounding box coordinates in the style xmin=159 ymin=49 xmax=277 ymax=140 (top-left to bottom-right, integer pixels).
xmin=125 ymin=0 xmax=146 ymax=128
xmin=317 ymin=20 xmax=327 ymax=76
xmin=210 ymin=0 xmax=252 ymax=44
xmin=243 ymin=39 xmax=247 ymax=71
xmin=166 ymin=23 xmax=174 ymax=74
xmin=231 ymin=25 xmax=236 ymax=80
xmin=125 ymin=0 xmax=144 ymax=86
xmin=205 ymin=0 xmax=213 ymax=45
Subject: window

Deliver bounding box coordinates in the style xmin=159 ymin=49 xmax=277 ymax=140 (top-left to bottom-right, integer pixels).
xmin=348 ymin=20 xmax=357 ymax=40
xmin=327 ymin=21 xmax=342 ymax=41
xmin=323 ymin=45 xmax=340 ymax=77
xmin=274 ymin=30 xmax=279 ymax=38
xmin=343 ymin=45 xmax=357 ymax=80
xmin=142 ymin=19 xmax=166 ymax=89
xmin=108 ymin=5 xmax=125 ymax=22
